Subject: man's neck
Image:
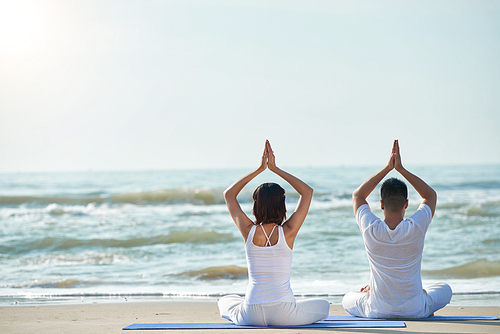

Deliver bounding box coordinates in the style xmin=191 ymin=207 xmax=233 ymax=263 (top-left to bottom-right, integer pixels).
xmin=383 ymin=211 xmax=404 ymax=230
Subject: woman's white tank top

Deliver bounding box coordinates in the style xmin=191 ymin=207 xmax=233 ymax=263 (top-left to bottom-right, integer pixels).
xmin=244 ymin=225 xmax=295 ymax=304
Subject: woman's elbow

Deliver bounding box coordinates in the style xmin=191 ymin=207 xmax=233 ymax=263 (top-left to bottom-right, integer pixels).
xmin=352 ymin=189 xmax=360 ymax=200
xmin=303 ymin=186 xmax=313 ymax=198
xmin=223 ymin=188 xmax=235 ymax=202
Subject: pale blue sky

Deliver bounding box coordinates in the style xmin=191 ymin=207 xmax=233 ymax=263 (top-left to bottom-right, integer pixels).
xmin=1 ymin=0 xmax=499 ymax=172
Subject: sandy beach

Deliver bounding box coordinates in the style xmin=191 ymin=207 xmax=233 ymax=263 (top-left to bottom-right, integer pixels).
xmin=1 ymin=301 xmax=498 ymax=334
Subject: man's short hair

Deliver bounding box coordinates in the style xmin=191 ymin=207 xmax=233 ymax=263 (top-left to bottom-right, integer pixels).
xmin=380 ymin=178 xmax=408 ymax=212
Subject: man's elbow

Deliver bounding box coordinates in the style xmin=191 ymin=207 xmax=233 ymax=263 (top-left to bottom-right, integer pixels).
xmin=431 ymin=190 xmax=438 ymax=205
xmin=422 ymin=189 xmax=437 ymax=209
xmin=427 ymin=188 xmax=437 ymax=202
xmin=305 ymin=186 xmax=313 ymax=197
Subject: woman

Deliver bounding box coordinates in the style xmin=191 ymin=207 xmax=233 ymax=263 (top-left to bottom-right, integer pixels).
xmin=218 ymin=140 xmax=330 ymax=326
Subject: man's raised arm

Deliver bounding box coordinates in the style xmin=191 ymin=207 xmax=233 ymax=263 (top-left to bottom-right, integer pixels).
xmin=393 ymin=140 xmax=437 ymax=216
xmin=352 ymin=141 xmax=397 ymax=214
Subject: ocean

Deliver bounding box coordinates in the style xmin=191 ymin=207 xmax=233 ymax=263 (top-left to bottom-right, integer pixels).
xmin=1 ymin=165 xmax=499 ymax=306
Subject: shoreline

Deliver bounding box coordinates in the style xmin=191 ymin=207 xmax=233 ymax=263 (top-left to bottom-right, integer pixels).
xmin=1 ymin=300 xmax=499 ymax=334
xmin=2 ymin=291 xmax=500 ymax=307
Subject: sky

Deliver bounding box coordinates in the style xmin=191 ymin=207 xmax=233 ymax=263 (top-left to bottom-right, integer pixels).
xmin=1 ymin=0 xmax=499 ymax=172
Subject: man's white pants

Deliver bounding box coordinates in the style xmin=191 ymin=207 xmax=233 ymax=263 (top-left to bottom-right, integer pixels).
xmin=342 ymin=282 xmax=452 ymax=318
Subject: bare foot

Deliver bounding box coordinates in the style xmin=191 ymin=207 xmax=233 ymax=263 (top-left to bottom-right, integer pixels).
xmin=360 ymin=285 xmax=370 ymax=293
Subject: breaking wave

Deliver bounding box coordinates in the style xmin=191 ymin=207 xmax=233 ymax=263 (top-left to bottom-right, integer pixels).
xmin=178 ymin=265 xmax=248 ymax=280
xmin=0 ymin=195 xmax=105 ymax=205
xmin=423 ymin=259 xmax=500 ymax=279
xmin=0 ymin=188 xmax=226 ymax=206
xmin=110 ymin=188 xmax=225 ymax=205
xmin=1 ymin=228 xmax=237 ymax=254
xmin=465 ymin=205 xmax=498 ymax=217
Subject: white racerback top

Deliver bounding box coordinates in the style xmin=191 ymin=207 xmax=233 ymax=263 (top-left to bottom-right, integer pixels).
xmin=244 ymin=224 xmax=295 ymax=305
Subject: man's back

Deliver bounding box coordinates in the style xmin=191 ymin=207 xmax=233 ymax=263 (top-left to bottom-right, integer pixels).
xmin=356 ymin=203 xmax=432 ymax=317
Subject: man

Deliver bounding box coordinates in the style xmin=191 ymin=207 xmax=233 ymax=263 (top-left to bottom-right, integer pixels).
xmin=342 ymin=140 xmax=452 ymax=318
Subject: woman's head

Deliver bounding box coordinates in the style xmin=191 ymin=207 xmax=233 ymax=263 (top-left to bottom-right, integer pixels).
xmin=252 ymin=183 xmax=286 ymax=225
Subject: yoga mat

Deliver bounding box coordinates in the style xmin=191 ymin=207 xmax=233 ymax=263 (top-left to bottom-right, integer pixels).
xmin=123 ymin=321 xmax=406 ymax=330
xmin=326 ymin=315 xmax=499 ymax=321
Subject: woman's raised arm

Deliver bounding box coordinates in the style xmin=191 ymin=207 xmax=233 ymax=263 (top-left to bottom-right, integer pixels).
xmin=223 ymin=142 xmax=268 ymax=241
xmin=266 ymin=141 xmax=313 ymax=246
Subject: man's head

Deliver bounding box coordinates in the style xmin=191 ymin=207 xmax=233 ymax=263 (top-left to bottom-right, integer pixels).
xmin=380 ymin=178 xmax=408 ymax=213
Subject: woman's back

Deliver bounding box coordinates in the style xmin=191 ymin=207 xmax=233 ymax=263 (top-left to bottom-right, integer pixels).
xmin=245 ymin=225 xmax=295 ymax=304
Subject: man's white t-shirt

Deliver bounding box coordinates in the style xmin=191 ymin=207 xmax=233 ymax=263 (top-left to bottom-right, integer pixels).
xmin=356 ymin=203 xmax=432 ymax=318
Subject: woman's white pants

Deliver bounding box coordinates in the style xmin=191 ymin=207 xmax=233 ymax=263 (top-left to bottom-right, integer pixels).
xmin=218 ymin=295 xmax=330 ymax=326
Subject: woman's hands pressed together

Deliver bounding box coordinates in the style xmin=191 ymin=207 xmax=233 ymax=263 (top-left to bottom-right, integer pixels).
xmin=264 ymin=140 xmax=278 ymax=172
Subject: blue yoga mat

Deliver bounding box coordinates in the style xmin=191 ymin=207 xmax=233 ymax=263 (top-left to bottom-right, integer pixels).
xmin=123 ymin=321 xmax=406 ymax=330
xmin=326 ymin=315 xmax=499 ymax=321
